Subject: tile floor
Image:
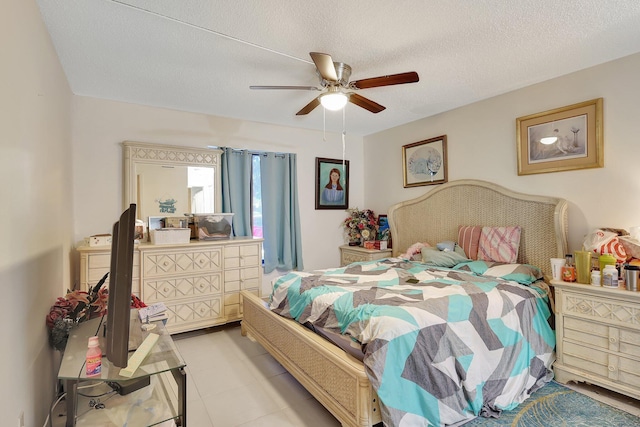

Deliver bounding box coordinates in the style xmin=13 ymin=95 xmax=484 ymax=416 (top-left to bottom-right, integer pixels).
xmin=53 ymin=322 xmax=640 ymax=426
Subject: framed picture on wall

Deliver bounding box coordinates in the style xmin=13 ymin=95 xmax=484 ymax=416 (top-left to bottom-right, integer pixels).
xmin=516 ymin=98 xmax=603 ymax=175
xmin=315 ymin=157 xmax=349 ymax=210
xmin=402 ymin=135 xmax=448 ymax=187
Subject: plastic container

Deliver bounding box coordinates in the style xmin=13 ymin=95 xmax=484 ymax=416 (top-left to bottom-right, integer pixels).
xmin=194 ymin=213 xmax=234 ymax=240
xmin=602 ymin=264 xmax=619 ymax=288
xmin=599 ymin=254 xmax=616 ymax=275
xmin=86 ymin=336 xmax=102 ymax=377
xmin=591 ymin=270 xmax=601 ymax=286
xmin=561 ymin=254 xmax=576 ymax=282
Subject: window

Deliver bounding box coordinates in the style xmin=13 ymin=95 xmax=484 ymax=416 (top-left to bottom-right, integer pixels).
xmin=251 ymin=155 xmax=263 ymax=239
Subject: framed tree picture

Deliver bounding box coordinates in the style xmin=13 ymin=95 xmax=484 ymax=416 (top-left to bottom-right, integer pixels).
xmin=402 ymin=135 xmax=448 ymax=187
xmin=315 ymin=157 xmax=349 ymax=210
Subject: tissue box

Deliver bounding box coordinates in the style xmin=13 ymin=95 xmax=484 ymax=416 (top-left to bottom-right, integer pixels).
xmin=89 ymin=234 xmax=112 ymax=247
xmin=194 ymin=213 xmax=234 ymax=240
xmin=150 ymin=228 xmax=191 ymax=245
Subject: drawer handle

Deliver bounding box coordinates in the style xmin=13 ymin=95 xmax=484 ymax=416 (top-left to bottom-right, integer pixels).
xmin=163 ymin=262 xmax=169 ymax=267
xmin=163 ymin=288 xmax=169 ymax=293
xmin=577 ymin=302 xmax=590 ymax=313
xmin=609 ymin=337 xmax=617 ymax=344
xmin=608 ymin=365 xmax=616 ymax=372
xmin=199 ymin=259 xmax=204 ymax=264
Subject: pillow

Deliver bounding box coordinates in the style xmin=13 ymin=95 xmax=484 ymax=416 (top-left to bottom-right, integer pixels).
xmin=436 ymin=241 xmax=455 ymax=252
xmin=421 ymin=246 xmax=469 ymax=268
xmin=454 ymin=260 xmax=543 ymax=285
xmin=458 ymin=226 xmax=482 ymax=260
xmin=477 ymin=226 xmax=521 ymax=263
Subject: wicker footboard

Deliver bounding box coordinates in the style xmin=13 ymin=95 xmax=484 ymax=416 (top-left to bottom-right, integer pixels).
xmin=240 ymin=291 xmax=381 ymax=427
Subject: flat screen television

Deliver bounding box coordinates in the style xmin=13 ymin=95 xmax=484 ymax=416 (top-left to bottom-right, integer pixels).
xmin=105 ymin=203 xmax=137 ymax=368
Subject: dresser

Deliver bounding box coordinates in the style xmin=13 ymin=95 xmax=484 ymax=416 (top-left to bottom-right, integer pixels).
xmin=77 ymin=237 xmax=263 ymax=334
xmin=551 ymin=280 xmax=640 ymax=399
xmin=339 ymin=244 xmax=393 ymax=267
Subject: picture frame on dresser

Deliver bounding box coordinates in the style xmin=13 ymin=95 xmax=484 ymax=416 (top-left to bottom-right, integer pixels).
xmin=148 ymin=216 xmax=164 ymax=233
xmin=516 ymin=98 xmax=603 ymax=175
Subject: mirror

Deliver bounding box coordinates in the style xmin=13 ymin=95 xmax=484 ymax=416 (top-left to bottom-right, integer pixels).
xmin=123 ymin=142 xmax=222 ymax=223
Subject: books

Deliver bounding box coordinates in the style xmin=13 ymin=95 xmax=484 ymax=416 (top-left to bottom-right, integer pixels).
xmin=138 ymin=302 xmax=168 ymax=322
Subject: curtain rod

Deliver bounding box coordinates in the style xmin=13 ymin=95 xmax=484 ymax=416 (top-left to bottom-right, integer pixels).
xmin=210 ymin=146 xmax=292 ymax=158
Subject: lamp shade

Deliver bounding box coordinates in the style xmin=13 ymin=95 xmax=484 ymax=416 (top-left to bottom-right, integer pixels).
xmin=320 ymin=92 xmax=348 ymax=111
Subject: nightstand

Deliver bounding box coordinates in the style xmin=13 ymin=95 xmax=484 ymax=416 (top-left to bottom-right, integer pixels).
xmin=550 ymin=279 xmax=640 ymax=400
xmin=339 ymin=245 xmax=393 ymax=267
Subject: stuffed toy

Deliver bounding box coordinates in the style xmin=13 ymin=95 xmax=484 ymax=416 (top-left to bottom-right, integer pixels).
xmin=400 ymin=242 xmax=430 ymax=260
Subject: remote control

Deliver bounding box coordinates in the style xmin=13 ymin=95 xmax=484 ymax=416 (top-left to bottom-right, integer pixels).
xmin=119 ymin=333 xmax=160 ymax=378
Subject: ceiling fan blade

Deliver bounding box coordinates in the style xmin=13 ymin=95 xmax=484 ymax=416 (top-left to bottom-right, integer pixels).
xmin=348 ymin=93 xmax=385 ymax=113
xmin=296 ymin=97 xmax=321 ymax=116
xmin=351 ymin=71 xmax=419 ymax=89
xmin=250 ymin=85 xmax=320 ymax=91
xmin=310 ymin=52 xmax=338 ymax=82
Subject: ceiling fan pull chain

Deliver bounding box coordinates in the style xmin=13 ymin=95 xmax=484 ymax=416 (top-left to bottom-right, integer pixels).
xmin=323 ymin=108 xmax=326 ymax=141
xmin=342 ymin=107 xmax=346 ymax=166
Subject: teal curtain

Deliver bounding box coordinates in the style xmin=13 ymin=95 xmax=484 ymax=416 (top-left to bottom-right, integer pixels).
xmin=260 ymin=152 xmax=304 ymax=273
xmin=221 ymin=148 xmax=252 ymax=237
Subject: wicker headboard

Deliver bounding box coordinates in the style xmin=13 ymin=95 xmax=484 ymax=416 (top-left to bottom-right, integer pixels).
xmin=387 ymin=179 xmax=568 ymax=279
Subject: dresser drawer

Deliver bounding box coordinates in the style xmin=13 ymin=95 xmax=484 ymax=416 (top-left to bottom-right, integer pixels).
xmin=163 ymin=295 xmax=224 ymax=334
xmin=564 ymin=316 xmax=640 ymax=358
xmin=142 ymin=247 xmax=223 ymax=278
xmin=224 ymin=243 xmax=261 ymax=268
xmin=225 ymin=266 xmax=261 ymax=292
xmin=142 ymin=273 xmax=223 ymax=302
xmin=562 ymin=340 xmax=640 ymax=387
xmin=561 ymin=289 xmax=640 ymax=329
xmin=80 ymin=250 xmax=140 ymax=294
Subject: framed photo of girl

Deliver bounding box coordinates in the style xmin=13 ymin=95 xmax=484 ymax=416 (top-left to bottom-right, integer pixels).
xmin=315 ymin=157 xmax=349 ymax=210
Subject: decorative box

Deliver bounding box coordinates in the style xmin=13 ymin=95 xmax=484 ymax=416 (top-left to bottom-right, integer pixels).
xmin=150 ymin=228 xmax=191 ymax=245
xmin=363 ymin=240 xmax=388 ymax=250
xmin=194 ymin=213 xmax=234 ymax=240
xmin=88 ymin=234 xmax=112 ymax=247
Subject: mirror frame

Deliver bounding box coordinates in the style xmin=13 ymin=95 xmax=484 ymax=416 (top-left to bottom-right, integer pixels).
xmin=122 ymin=141 xmax=223 ymax=218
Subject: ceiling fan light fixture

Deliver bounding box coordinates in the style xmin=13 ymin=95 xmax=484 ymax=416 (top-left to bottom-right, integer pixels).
xmin=320 ymin=92 xmax=348 ymax=111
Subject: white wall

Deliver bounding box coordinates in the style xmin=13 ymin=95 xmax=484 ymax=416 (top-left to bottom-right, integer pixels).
xmin=71 ymin=97 xmax=365 ymax=291
xmin=0 ymin=0 xmax=73 ymax=425
xmin=364 ymin=53 xmax=640 ymax=254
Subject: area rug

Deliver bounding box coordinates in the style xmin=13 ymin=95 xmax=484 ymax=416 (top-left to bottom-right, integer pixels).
xmin=463 ymin=381 xmax=640 ymax=426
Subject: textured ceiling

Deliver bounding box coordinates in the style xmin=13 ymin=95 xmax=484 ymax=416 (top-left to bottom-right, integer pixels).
xmin=37 ymin=0 xmax=640 ymax=136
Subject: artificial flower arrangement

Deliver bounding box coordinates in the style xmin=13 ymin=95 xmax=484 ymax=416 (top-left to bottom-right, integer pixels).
xmin=46 ymin=272 xmax=147 ymax=351
xmin=343 ymin=208 xmax=379 ymax=245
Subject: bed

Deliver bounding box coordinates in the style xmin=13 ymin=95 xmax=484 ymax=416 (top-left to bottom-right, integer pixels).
xmin=241 ymin=179 xmax=568 ymax=427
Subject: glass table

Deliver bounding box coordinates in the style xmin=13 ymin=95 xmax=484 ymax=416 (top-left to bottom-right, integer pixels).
xmin=58 ymin=313 xmax=186 ymax=426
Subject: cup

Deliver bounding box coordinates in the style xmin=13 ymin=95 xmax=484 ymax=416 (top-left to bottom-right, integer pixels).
xmin=550 ymin=258 xmax=565 ymax=281
xmin=574 ymin=251 xmax=592 ymax=284
xmin=625 ymin=264 xmax=640 ymax=291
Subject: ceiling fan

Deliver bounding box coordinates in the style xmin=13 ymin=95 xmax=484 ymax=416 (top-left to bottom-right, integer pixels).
xmin=250 ymin=52 xmax=419 ymax=116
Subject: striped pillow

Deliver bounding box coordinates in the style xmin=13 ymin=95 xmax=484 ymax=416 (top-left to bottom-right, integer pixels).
xmin=477 ymin=226 xmax=521 ymax=263
xmin=458 ymin=225 xmax=482 ymax=260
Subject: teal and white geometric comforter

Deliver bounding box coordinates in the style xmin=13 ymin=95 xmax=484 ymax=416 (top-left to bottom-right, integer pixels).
xmin=269 ymin=258 xmax=555 ymax=426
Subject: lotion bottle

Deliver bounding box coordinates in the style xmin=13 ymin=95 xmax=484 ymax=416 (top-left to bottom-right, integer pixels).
xmin=86 ymin=336 xmax=102 ymax=377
